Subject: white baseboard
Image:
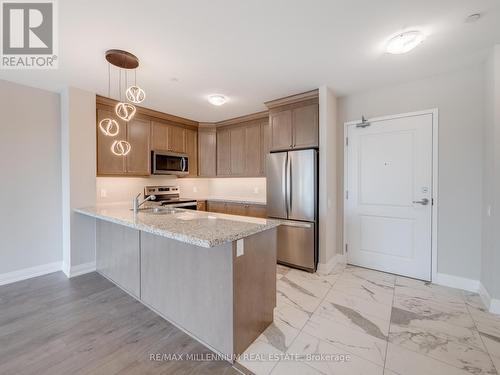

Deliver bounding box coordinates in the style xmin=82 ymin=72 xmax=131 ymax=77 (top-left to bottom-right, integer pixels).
xmin=478 ymin=282 xmax=500 ymax=315
xmin=490 ymin=299 xmax=500 ymax=315
xmin=0 ymin=262 xmax=62 ymax=286
xmin=69 ymin=262 xmax=96 ymax=278
xmin=317 ymin=254 xmax=346 ymax=275
xmin=62 ymin=261 xmax=71 ymax=278
xmin=434 ymin=272 xmax=480 ymax=293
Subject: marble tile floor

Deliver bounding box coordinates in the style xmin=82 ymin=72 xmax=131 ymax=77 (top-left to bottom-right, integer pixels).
xmin=238 ymin=264 xmax=500 ymax=375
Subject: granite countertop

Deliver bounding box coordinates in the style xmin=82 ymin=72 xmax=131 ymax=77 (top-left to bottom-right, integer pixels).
xmin=75 ymin=203 xmax=279 ymax=248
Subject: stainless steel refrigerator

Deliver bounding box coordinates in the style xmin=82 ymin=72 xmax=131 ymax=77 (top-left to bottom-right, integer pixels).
xmin=266 ymin=149 xmax=318 ymax=272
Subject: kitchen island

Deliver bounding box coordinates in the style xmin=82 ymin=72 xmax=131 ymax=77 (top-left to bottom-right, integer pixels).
xmin=75 ymin=204 xmax=280 ymax=360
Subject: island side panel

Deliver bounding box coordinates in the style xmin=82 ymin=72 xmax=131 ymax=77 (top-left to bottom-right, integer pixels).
xmin=233 ymin=227 xmax=277 ymax=355
xmin=140 ymin=232 xmax=234 ymax=357
xmin=96 ymin=219 xmax=141 ymax=298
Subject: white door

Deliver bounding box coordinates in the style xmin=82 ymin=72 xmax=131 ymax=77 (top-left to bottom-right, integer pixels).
xmin=345 ymin=113 xmax=434 ymax=281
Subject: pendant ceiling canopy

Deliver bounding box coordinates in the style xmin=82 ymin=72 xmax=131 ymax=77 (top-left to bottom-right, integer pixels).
xmin=105 ymin=49 xmax=140 ymax=69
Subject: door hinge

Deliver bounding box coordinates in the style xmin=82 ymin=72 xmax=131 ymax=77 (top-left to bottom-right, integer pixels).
xmin=345 ymin=244 xmax=348 ymax=253
xmin=432 ymin=198 xmax=434 ymax=206
xmin=345 ymin=190 xmax=349 ymax=200
xmin=345 ymin=137 xmax=349 ymax=146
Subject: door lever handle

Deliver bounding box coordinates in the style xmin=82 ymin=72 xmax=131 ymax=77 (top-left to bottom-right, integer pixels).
xmin=412 ymin=198 xmax=429 ymax=205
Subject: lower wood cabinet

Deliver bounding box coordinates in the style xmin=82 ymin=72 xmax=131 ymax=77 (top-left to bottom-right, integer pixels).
xmin=206 ymin=200 xmax=227 ymax=214
xmin=196 ymin=200 xmax=207 ymax=211
xmin=206 ymin=201 xmax=267 ymax=218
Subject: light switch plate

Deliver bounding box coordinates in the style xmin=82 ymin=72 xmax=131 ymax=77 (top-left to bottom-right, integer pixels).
xmin=236 ymin=239 xmax=244 ymax=257
xmin=100 ymin=189 xmax=107 ymax=198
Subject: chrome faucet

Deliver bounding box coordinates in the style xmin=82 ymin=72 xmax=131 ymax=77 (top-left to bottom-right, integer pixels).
xmin=133 ymin=193 xmax=156 ymax=213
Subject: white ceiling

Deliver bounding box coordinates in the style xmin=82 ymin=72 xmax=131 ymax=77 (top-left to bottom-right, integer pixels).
xmin=1 ymin=0 xmax=499 ymax=122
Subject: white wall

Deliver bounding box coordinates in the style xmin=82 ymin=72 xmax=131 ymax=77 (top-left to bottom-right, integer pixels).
xmin=0 ymin=80 xmax=62 ymax=279
xmin=318 ymin=86 xmax=339 ymax=272
xmin=96 ymin=176 xmax=266 ymax=204
xmin=337 ymin=64 xmax=484 ymax=281
xmin=61 ymin=87 xmax=97 ymax=274
xmin=481 ymin=46 xmax=500 ymax=300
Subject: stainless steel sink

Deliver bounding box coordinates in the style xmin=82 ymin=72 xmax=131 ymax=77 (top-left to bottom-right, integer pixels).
xmin=138 ymin=207 xmax=182 ymax=215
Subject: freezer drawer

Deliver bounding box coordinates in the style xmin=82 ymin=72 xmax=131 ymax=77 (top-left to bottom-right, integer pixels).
xmin=277 ymin=221 xmax=315 ymax=271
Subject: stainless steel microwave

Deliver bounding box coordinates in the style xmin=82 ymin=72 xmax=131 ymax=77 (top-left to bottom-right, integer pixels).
xmin=151 ymin=151 xmax=189 ymax=176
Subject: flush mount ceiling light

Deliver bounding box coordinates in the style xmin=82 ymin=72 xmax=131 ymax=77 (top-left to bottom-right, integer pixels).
xmin=386 ymin=31 xmax=425 ymax=54
xmin=208 ymin=94 xmax=227 ymax=106
xmin=465 ymin=13 xmax=481 ymax=23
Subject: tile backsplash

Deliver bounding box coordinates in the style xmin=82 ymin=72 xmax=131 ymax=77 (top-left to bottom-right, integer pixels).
xmin=96 ymin=176 xmax=266 ymax=204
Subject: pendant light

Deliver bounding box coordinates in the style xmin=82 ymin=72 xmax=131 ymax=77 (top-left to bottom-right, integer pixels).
xmin=111 ymin=140 xmax=132 ymax=156
xmin=101 ymin=49 xmax=145 ymax=156
xmin=115 ymin=66 xmax=136 ymax=122
xmin=98 ymin=118 xmax=119 ymax=136
xmin=126 ymin=70 xmax=146 ymax=104
xmin=99 ymin=63 xmax=120 ymax=136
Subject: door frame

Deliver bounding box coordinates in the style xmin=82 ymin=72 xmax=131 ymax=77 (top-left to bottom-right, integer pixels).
xmin=343 ymin=109 xmax=439 ymax=281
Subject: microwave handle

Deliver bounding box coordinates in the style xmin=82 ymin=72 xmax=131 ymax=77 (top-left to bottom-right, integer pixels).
xmin=181 ymin=158 xmax=187 ymax=172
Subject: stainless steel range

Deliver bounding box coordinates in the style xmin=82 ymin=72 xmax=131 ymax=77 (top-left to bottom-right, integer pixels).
xmin=144 ymin=186 xmax=197 ymax=209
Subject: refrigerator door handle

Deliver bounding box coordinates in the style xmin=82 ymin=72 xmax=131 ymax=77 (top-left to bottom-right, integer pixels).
xmin=286 ymin=153 xmax=291 ymax=217
xmin=283 ymin=153 xmax=288 ymax=217
xmin=289 ymin=155 xmax=292 ymax=212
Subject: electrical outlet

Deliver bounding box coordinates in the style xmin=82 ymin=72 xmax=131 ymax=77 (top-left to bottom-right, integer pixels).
xmin=236 ymin=239 xmax=244 ymax=257
xmin=253 ymin=187 xmax=259 ymax=194
xmin=100 ymin=189 xmax=107 ymax=198
xmin=193 ymin=186 xmax=198 ymax=193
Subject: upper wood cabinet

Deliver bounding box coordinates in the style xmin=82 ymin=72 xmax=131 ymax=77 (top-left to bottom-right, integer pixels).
xmin=97 ymin=109 xmax=151 ymax=176
xmin=215 ymin=115 xmax=269 ymax=177
xmin=96 ymin=96 xmax=199 ymax=178
xmin=270 ymin=110 xmax=293 ymax=151
xmin=151 ymin=122 xmax=169 ymax=151
xmin=198 ymin=127 xmax=217 ymax=177
xmin=292 ymin=103 xmax=318 ymax=149
xmin=126 ymin=118 xmax=151 ymax=176
xmin=97 ymin=109 xmax=126 ymax=175
xmin=265 ymin=90 xmax=319 ymax=152
xmin=245 ymin=123 xmax=262 ymax=177
xmin=229 ymin=127 xmax=246 ymax=176
xmin=151 ymin=122 xmax=186 ymax=153
xmin=168 ymin=125 xmax=186 ymax=153
xmin=185 ymin=129 xmax=198 ymax=177
xmin=217 ymin=129 xmax=231 ymax=176
xmin=260 ymin=120 xmax=271 ymax=175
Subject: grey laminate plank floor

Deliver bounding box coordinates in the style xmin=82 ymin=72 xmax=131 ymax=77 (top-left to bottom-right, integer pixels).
xmin=0 ymin=272 xmax=241 ymax=375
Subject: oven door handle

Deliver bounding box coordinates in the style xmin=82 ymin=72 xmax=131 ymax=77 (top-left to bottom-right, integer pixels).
xmin=163 ymin=202 xmax=197 ymax=208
